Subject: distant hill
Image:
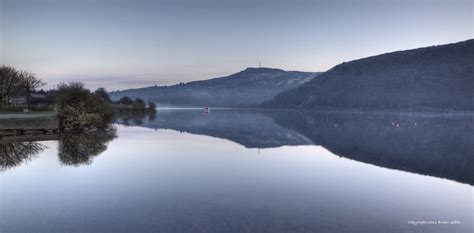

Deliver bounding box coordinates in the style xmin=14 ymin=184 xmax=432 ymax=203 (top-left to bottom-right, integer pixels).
xmin=264 ymin=39 xmax=474 ymax=111
xmin=110 ymin=68 xmax=319 ymax=107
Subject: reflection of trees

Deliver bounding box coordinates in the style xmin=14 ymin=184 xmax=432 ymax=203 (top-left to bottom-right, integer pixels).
xmin=0 ymin=124 xmax=117 ymax=171
xmin=0 ymin=141 xmax=46 ymax=171
xmin=116 ymin=111 xmax=157 ymax=126
xmin=121 ymin=117 xmax=131 ymax=126
xmin=132 ymin=117 xmax=143 ymax=125
xmin=58 ymin=126 xmax=117 ymax=166
xmin=148 ymin=113 xmax=157 ymax=122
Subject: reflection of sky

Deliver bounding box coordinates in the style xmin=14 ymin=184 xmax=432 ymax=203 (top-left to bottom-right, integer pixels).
xmin=1 ymin=125 xmax=472 ymax=232
xmin=1 ymin=0 xmax=473 ymax=90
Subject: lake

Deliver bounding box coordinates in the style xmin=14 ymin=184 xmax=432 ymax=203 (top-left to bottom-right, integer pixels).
xmin=1 ymin=109 xmax=473 ymax=233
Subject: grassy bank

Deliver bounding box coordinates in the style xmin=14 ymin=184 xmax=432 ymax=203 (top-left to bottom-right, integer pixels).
xmin=0 ymin=112 xmax=55 ymax=119
xmin=0 ymin=113 xmax=58 ymax=138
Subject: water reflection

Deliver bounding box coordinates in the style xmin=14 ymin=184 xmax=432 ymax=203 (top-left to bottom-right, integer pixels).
xmin=2 ymin=110 xmax=472 ymax=185
xmin=57 ymin=126 xmax=117 ymax=166
xmin=116 ymin=109 xmax=474 ymax=185
xmin=271 ymin=111 xmax=474 ymax=186
xmin=0 ymin=141 xmax=46 ymax=172
xmin=116 ymin=110 xmax=311 ymax=148
xmin=0 ymin=126 xmax=117 ymax=169
xmin=117 ymin=111 xmax=157 ymax=126
xmin=2 ymin=110 xmax=472 ymax=233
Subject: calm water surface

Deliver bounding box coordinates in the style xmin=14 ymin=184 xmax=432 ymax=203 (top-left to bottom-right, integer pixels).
xmin=1 ymin=110 xmax=473 ymax=233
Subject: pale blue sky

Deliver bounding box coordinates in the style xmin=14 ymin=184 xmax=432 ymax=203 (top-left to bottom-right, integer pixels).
xmin=1 ymin=0 xmax=473 ymax=90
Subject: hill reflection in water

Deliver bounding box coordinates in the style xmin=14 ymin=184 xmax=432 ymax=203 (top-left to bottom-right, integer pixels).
xmin=117 ymin=109 xmax=474 ymax=185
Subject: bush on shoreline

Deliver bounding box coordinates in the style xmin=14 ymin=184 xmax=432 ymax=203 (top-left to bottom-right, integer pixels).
xmin=56 ymin=82 xmax=114 ymax=131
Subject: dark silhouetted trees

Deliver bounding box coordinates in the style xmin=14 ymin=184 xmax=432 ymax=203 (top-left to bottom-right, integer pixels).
xmin=0 ymin=65 xmax=45 ymax=111
xmin=20 ymin=71 xmax=46 ymax=110
xmin=117 ymin=96 xmax=155 ymax=113
xmin=94 ymin=87 xmax=112 ymax=103
xmin=132 ymin=98 xmax=146 ymax=111
xmin=0 ymin=66 xmax=20 ymax=111
xmin=148 ymin=101 xmax=157 ymax=113
xmin=118 ymin=96 xmax=133 ymax=106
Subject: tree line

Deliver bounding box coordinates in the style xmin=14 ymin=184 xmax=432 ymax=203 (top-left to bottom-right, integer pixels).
xmin=0 ymin=65 xmax=45 ymax=111
xmin=55 ymin=85 xmax=157 ymax=130
xmin=1 ymin=65 xmax=158 ymax=131
xmin=116 ymin=96 xmax=157 ymax=113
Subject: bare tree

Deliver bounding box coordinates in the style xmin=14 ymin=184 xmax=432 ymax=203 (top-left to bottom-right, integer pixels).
xmin=19 ymin=71 xmax=45 ymax=111
xmin=0 ymin=142 xmax=46 ymax=172
xmin=0 ymin=65 xmax=21 ymax=111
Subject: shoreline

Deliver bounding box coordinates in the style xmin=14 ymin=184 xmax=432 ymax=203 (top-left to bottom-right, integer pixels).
xmin=2 ymin=107 xmax=474 ymax=139
xmin=0 ymin=115 xmax=58 ymax=139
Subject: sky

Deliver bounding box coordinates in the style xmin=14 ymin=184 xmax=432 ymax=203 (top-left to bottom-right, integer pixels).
xmin=1 ymin=0 xmax=473 ymax=90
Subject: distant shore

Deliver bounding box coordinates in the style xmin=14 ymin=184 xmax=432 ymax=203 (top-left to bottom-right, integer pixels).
xmin=2 ymin=107 xmax=473 ymax=140
xmin=156 ymin=106 xmax=474 ymax=116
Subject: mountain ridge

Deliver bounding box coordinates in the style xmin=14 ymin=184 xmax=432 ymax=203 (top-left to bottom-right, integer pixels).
xmin=110 ymin=67 xmax=320 ymax=107
xmin=264 ymin=39 xmax=474 ymax=111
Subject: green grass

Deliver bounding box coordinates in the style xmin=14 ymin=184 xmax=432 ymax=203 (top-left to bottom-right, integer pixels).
xmin=0 ymin=111 xmax=55 ymax=119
